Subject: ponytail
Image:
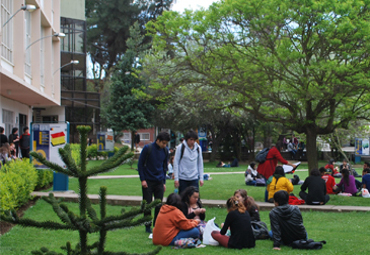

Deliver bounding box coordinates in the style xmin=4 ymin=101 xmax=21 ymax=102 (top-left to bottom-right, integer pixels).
xmin=227 ymin=196 xmax=246 ymax=214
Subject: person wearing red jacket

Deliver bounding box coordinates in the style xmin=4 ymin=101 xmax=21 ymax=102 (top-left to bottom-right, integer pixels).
xmin=153 ymin=193 xmax=199 ymax=246
xmin=320 ymin=167 xmax=337 ymax=194
xmin=257 ymin=145 xmax=296 ymax=179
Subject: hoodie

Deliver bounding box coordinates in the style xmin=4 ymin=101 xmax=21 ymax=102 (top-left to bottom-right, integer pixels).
xmin=269 ymin=204 xmax=307 ymax=247
xmin=173 ymin=141 xmax=204 ymax=181
xmin=153 ymin=204 xmax=198 ymax=246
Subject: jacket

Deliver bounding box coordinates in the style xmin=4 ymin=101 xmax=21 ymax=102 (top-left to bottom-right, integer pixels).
xmin=269 ymin=204 xmax=307 ymax=247
xmin=19 ymin=133 xmax=30 ymax=149
xmin=137 ymin=142 xmax=168 ymax=184
xmin=180 ymin=201 xmax=205 ymax=221
xmin=267 ymin=175 xmax=294 ymax=200
xmin=257 ymin=147 xmax=288 ymax=179
xmin=300 ymin=175 xmax=327 ymax=203
xmin=173 ymin=141 xmax=204 ymax=181
xmin=152 ymin=204 xmax=198 ymax=246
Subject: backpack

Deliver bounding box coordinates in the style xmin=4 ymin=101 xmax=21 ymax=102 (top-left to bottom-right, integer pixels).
xmin=255 ymin=148 xmax=270 ymax=163
xmin=291 ymin=239 xmax=326 ymax=250
xmin=179 ymin=143 xmax=199 ymax=161
xmin=144 ymin=143 xmax=169 ymax=167
xmin=251 ymin=221 xmax=269 ymax=240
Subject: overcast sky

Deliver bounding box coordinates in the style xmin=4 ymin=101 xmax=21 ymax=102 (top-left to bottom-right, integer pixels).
xmin=171 ymin=0 xmax=217 ymax=12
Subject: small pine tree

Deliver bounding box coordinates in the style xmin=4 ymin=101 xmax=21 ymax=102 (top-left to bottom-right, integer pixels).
xmin=0 ymin=126 xmax=161 ymax=255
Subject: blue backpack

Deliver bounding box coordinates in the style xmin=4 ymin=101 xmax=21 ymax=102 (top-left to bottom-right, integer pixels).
xmin=255 ymin=148 xmax=270 ymax=163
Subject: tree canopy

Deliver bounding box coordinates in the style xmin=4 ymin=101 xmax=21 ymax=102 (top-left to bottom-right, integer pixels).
xmin=144 ymin=0 xmax=370 ymax=170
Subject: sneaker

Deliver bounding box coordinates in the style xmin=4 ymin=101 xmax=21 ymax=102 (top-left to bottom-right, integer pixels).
xmin=145 ymin=226 xmax=152 ymax=233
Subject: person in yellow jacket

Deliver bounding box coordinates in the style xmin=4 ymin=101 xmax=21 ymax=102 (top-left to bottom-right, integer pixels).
xmin=267 ymin=166 xmax=294 ymax=203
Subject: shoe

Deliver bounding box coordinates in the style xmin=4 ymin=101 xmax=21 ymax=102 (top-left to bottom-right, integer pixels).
xmin=145 ymin=226 xmax=152 ymax=233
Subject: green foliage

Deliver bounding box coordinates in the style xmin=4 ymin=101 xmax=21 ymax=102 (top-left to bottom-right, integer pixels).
xmin=0 ymin=126 xmax=159 ymax=255
xmin=0 ymin=159 xmax=38 ymax=212
xmin=144 ymin=0 xmax=370 ymax=170
xmin=35 ymin=169 xmax=53 ymax=190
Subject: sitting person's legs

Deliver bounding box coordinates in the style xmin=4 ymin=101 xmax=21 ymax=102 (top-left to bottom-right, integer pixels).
xmin=170 ymin=228 xmax=200 ymax=245
xmin=211 ymin=231 xmax=229 ymax=248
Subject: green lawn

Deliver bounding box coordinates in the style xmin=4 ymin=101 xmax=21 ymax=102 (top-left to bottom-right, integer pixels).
xmin=0 ymin=200 xmax=369 ymax=255
xmin=51 ymin=159 xmax=368 ymax=207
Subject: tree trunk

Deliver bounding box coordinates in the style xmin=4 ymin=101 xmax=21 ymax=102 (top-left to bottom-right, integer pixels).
xmin=306 ymin=127 xmax=318 ymax=174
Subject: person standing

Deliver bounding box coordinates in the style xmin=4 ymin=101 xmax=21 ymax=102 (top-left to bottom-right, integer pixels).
xmin=0 ymin=127 xmax=8 ymax=147
xmin=134 ymin=131 xmax=140 ymax=152
xmin=173 ymin=130 xmax=204 ymax=195
xmin=8 ymin=127 xmax=19 ymax=157
xmin=138 ymin=132 xmax=170 ymax=233
xmin=19 ymin=127 xmax=30 ymax=158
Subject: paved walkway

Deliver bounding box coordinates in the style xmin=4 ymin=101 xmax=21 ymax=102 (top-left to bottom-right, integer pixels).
xmin=31 ymin=191 xmax=370 ymax=213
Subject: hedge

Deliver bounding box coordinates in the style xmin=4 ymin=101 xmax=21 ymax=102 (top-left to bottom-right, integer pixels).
xmin=35 ymin=169 xmax=53 ymax=190
xmin=0 ymin=159 xmax=38 ymax=212
xmin=71 ymin=143 xmax=119 ymax=160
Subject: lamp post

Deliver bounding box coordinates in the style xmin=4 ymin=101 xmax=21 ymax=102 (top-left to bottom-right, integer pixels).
xmin=53 ymin=60 xmax=79 ymax=75
xmin=2 ymin=5 xmax=37 ymax=28
xmin=25 ymin=33 xmax=66 ymax=50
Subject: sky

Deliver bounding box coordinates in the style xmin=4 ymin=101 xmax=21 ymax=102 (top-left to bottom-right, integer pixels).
xmin=171 ymin=0 xmax=217 ymax=12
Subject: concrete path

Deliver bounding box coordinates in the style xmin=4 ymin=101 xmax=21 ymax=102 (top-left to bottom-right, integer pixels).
xmin=87 ymin=169 xmax=309 ymax=180
xmin=31 ymin=191 xmax=370 ymax=213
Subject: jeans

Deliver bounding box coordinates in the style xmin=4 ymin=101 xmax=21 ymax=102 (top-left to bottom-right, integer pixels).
xmin=142 ymin=180 xmax=164 ymax=227
xmin=179 ymin=179 xmax=199 ymax=195
xmin=169 ymin=228 xmax=200 ymax=245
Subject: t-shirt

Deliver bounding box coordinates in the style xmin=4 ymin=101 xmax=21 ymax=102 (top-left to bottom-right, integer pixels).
xmin=322 ymin=174 xmax=336 ymax=194
xmin=362 ymin=174 xmax=370 ymax=189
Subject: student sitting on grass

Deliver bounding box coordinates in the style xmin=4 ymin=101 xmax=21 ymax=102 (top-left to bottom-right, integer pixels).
xmin=153 ymin=193 xmax=199 ymax=246
xmin=211 ymin=196 xmax=255 ymax=249
xmin=335 ymin=169 xmax=358 ymax=196
xmin=299 ymin=168 xmax=330 ymax=205
xmin=234 ymin=189 xmax=260 ymax=221
xmin=320 ymin=167 xmax=336 ymax=194
xmin=362 ymin=168 xmax=370 ymax=190
xmin=267 ymin=166 xmax=294 ymax=203
xmin=269 ymin=190 xmax=307 ymax=250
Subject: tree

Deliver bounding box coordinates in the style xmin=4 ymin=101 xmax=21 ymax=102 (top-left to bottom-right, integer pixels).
xmin=86 ymin=0 xmax=173 ymax=80
xmin=103 ymin=23 xmax=155 ymax=151
xmin=145 ymin=0 xmax=370 ymax=171
xmin=0 ymin=126 xmax=161 ymax=255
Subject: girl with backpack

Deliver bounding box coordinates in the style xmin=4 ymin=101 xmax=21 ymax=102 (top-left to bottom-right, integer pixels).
xmin=211 ymin=196 xmax=255 ymax=249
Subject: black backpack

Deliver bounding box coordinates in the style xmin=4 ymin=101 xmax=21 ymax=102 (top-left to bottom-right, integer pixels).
xmin=251 ymin=221 xmax=269 ymax=240
xmin=255 ymin=148 xmax=270 ymax=163
xmin=291 ymin=239 xmax=326 ymax=250
xmin=179 ymin=143 xmax=199 ymax=161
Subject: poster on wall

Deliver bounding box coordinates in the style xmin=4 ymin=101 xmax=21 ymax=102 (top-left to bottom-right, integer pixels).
xmin=198 ymin=126 xmax=207 ymax=139
xmin=355 ymin=138 xmax=370 ymax=155
xmin=31 ymin=122 xmax=69 ymax=168
xmin=97 ymin=131 xmax=114 ymax=152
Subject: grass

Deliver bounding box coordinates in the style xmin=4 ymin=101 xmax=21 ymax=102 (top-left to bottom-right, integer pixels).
xmin=1 ymin=200 xmax=369 ymax=255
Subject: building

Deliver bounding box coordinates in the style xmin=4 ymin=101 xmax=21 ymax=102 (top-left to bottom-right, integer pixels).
xmin=1 ymin=0 xmax=64 ymax=137
xmin=60 ymin=0 xmax=100 ymax=143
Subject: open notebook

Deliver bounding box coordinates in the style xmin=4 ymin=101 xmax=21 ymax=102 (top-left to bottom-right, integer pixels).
xmin=283 ymin=162 xmax=301 ymax=173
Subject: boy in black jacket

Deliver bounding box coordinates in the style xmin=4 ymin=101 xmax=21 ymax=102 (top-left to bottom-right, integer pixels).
xmin=299 ymin=168 xmax=330 ymax=205
xmin=269 ymin=190 xmax=307 ymax=250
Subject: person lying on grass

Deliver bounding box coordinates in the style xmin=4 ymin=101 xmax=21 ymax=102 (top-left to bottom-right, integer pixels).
xmin=153 ymin=193 xmax=199 ymax=246
xmin=269 ymin=190 xmax=307 ymax=250
xmin=211 ymin=196 xmax=255 ymax=249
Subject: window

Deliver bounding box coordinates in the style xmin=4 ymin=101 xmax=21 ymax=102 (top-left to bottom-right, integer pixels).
xmin=2 ymin=109 xmax=14 ymax=136
xmin=1 ymin=0 xmax=13 ymax=63
xmin=122 ymin=133 xmax=131 ymax=144
xmin=40 ymin=28 xmax=45 ymax=87
xmin=140 ymin=133 xmax=150 ymax=140
xmin=25 ymin=11 xmax=31 ymax=76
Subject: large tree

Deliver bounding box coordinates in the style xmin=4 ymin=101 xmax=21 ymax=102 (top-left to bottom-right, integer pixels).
xmin=103 ymin=23 xmax=155 ymax=150
xmin=144 ymin=0 xmax=370 ymax=171
xmin=86 ymin=0 xmax=173 ymax=80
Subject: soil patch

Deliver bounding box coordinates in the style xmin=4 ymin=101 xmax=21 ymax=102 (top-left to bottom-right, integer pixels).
xmin=0 ymin=198 xmax=39 ymax=235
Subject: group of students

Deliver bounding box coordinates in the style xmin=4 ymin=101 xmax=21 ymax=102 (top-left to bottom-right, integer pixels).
xmin=152 ymin=187 xmax=308 ymax=250
xmin=0 ymin=126 xmax=30 ymax=166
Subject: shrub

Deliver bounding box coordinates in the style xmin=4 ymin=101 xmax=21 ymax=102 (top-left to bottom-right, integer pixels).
xmin=35 ymin=169 xmax=53 ymax=190
xmin=70 ymin=143 xmax=82 ymax=166
xmin=0 ymin=159 xmax=38 ymax=212
xmin=87 ymin=144 xmax=98 ymax=159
